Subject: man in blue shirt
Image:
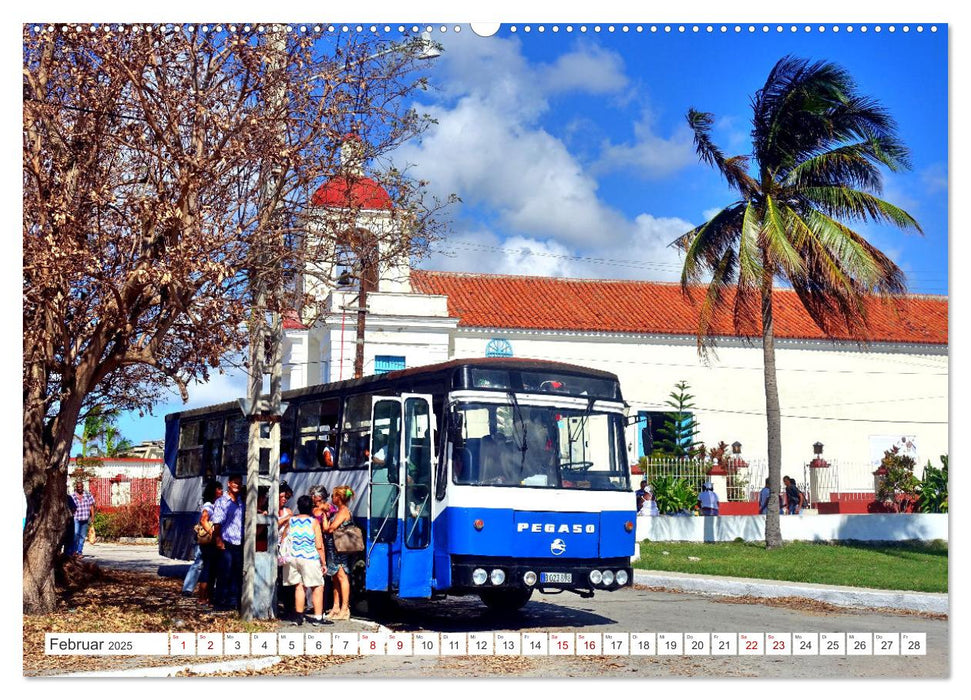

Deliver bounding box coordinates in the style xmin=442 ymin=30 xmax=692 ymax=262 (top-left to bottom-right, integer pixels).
xmin=758 ymin=478 xmax=771 ymax=514
xmin=211 ymin=474 xmax=244 ymax=610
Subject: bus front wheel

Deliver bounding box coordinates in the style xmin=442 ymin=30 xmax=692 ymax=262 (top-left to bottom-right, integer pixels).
xmin=479 ymin=588 xmax=533 ymax=612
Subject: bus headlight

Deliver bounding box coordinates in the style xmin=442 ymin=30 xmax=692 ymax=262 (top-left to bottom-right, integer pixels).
xmin=616 ymin=569 xmax=629 ymax=586
xmin=490 ymin=569 xmax=506 ymax=585
xmin=602 ymin=570 xmax=615 ymax=586
xmin=472 ymin=568 xmax=488 ymax=586
xmin=523 ymin=571 xmax=537 ymax=586
xmin=589 ymin=570 xmax=603 ymax=585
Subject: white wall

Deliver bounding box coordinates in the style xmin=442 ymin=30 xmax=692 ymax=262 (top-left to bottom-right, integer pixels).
xmin=636 ymin=513 xmax=948 ymax=543
xmin=451 ymin=329 xmax=947 ymax=481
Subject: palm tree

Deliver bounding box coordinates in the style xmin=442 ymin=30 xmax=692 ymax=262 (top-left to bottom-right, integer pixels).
xmin=75 ymin=406 xmax=132 ymax=458
xmin=675 ymin=56 xmax=921 ymax=548
xmin=75 ymin=407 xmax=110 ymax=458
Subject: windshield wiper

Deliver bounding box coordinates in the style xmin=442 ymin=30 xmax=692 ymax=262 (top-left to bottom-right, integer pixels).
xmin=569 ymin=397 xmax=597 ymax=445
xmin=507 ymin=391 xmax=529 ymax=475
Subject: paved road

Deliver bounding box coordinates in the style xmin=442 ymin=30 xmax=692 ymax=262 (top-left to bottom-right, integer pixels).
xmin=85 ymin=542 xmax=949 ymax=678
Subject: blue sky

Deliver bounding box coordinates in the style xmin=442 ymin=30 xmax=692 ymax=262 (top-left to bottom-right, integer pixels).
xmin=113 ymin=21 xmax=949 ymax=446
xmin=402 ymin=24 xmax=947 ymax=292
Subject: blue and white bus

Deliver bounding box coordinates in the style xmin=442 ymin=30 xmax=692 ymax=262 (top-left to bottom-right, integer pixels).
xmin=161 ymin=358 xmax=637 ymax=611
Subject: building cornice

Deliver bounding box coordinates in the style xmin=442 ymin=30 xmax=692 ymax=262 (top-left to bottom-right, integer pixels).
xmin=454 ymin=326 xmax=948 ymax=355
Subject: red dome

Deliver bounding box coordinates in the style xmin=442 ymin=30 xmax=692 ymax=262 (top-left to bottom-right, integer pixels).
xmin=311 ymin=175 xmax=393 ymax=211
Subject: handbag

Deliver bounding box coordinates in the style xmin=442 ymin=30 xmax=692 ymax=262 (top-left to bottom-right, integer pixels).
xmin=86 ymin=523 xmax=97 ymax=545
xmin=277 ymin=531 xmax=293 ymax=566
xmin=333 ymin=522 xmax=364 ymax=553
xmin=194 ymin=521 xmax=213 ymax=546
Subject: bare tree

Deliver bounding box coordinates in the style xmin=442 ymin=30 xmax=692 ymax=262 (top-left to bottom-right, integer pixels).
xmin=23 ymin=23 xmax=447 ymax=613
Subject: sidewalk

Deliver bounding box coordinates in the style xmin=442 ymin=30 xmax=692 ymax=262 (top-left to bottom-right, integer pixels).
xmin=633 ymin=569 xmax=948 ymax=614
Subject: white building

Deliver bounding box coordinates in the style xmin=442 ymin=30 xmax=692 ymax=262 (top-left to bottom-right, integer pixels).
xmin=282 ymin=166 xmax=948 ymax=490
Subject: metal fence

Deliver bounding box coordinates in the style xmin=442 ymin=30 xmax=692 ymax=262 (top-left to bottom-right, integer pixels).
xmin=637 ymin=457 xmax=766 ymax=502
xmin=637 ymin=457 xmax=881 ymax=505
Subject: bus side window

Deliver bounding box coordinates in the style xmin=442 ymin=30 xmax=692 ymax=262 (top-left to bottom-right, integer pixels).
xmin=202 ymin=418 xmax=224 ymax=477
xmin=295 ymin=399 xmax=340 ymax=470
xmin=339 ymin=394 xmax=372 ymax=470
xmin=222 ymin=417 xmax=248 ymax=475
xmin=176 ymin=421 xmax=202 ymax=477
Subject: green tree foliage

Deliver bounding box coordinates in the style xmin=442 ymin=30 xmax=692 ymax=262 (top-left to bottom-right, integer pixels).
xmin=876 ymin=446 xmax=919 ymax=502
xmin=916 ymin=455 xmax=948 ymax=514
xmin=676 ymin=56 xmax=920 ymax=547
xmin=654 ymin=381 xmax=701 ymax=457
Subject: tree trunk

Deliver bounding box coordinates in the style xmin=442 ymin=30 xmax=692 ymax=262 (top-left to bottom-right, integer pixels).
xmin=24 ymin=369 xmax=83 ymax=613
xmin=761 ymin=275 xmax=784 ymax=549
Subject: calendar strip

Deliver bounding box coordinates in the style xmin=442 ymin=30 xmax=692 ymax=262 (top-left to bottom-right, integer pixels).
xmin=44 ymin=632 xmax=928 ymax=657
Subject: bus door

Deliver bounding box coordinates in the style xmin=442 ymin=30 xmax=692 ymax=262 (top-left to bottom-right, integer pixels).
xmin=366 ymin=398 xmax=401 ymax=591
xmin=396 ymin=394 xmax=435 ymax=598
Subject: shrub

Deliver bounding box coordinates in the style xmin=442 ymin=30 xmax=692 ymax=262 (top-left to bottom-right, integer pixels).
xmin=650 ymin=475 xmax=698 ymax=515
xmin=876 ymin=446 xmax=918 ymax=510
xmin=94 ymin=502 xmax=159 ymax=539
xmin=916 ymin=455 xmax=948 ymax=514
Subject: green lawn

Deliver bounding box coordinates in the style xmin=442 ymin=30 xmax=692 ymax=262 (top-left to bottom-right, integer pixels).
xmin=635 ymin=540 xmax=948 ymax=593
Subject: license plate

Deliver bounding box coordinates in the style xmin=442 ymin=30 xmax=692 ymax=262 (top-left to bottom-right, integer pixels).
xmin=540 ymin=572 xmax=572 ymax=584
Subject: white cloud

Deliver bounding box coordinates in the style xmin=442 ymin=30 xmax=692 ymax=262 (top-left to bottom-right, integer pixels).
xmin=399 ymin=95 xmax=630 ymax=247
xmin=540 ymin=44 xmax=629 ymax=96
xmin=594 ymin=110 xmax=696 ymax=179
xmin=424 ymin=213 xmax=694 ymax=283
xmin=397 ymin=31 xmax=695 ymax=280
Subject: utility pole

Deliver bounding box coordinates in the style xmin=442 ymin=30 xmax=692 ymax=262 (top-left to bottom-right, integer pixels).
xmin=241 ymin=28 xmax=286 ymax=621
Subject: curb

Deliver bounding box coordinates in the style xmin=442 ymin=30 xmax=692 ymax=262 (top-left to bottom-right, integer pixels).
xmin=633 ymin=570 xmax=948 ymax=614
xmin=54 ymin=655 xmax=283 ymax=678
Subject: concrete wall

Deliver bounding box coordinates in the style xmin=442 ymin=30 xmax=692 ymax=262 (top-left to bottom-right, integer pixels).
xmin=636 ymin=513 xmax=948 ymax=543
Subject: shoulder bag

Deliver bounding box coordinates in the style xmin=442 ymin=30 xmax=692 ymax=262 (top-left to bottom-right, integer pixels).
xmin=194 ymin=521 xmax=214 ymax=546
xmin=333 ymin=522 xmax=365 ymax=553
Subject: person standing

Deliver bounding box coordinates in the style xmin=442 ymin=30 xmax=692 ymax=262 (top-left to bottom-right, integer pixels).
xmin=182 ymin=480 xmax=222 ymax=602
xmin=643 ymin=487 xmax=660 ymax=517
xmin=276 ymin=481 xmax=295 ymax=617
xmin=698 ymin=481 xmax=719 ymax=516
xmin=211 ymin=474 xmax=244 ymax=611
xmin=784 ymin=476 xmax=804 ymax=515
xmin=70 ymin=481 xmax=96 ymax=557
xmin=282 ymin=495 xmax=330 ymax=625
xmin=323 ymin=485 xmax=355 ymax=620
xmin=758 ymin=478 xmax=771 ymax=515
xmin=635 ymin=480 xmax=649 ymax=513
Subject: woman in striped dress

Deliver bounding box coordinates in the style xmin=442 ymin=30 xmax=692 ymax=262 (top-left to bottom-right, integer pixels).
xmin=282 ymin=495 xmax=330 ymax=625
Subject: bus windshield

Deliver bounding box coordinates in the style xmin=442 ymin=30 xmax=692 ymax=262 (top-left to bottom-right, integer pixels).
xmin=450 ymin=401 xmax=630 ymax=491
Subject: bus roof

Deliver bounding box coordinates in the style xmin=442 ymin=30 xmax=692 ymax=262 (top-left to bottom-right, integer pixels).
xmin=165 ymin=357 xmax=623 ymax=422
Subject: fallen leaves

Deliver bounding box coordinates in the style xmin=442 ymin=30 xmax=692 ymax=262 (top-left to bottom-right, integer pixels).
xmin=711 ymin=595 xmax=948 ymax=620
xmin=24 ymin=564 xmax=277 ymax=676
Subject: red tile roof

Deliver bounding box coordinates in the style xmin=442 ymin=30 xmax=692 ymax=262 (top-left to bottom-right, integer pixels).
xmin=411 ymin=270 xmax=948 ymax=345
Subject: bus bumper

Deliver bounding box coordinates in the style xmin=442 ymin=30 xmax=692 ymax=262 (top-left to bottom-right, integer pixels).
xmin=449 ymin=555 xmax=632 ymax=595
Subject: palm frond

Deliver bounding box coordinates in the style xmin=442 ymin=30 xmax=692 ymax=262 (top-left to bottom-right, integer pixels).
xmin=784 ymin=142 xmax=889 ymax=191
xmin=763 ymin=196 xmax=806 ymax=277
xmin=799 ymin=187 xmax=923 ymax=231
xmin=737 ymin=200 xmax=764 ymax=288
xmin=692 ymin=246 xmax=737 ymax=359
xmin=804 ymin=209 xmax=906 ymax=294
xmin=674 ymin=204 xmax=746 ymax=286
xmin=686 ymin=109 xmax=758 ymax=198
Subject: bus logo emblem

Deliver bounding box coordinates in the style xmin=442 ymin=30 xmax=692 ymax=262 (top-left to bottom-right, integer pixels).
xmin=550 ymin=539 xmax=566 ymax=556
